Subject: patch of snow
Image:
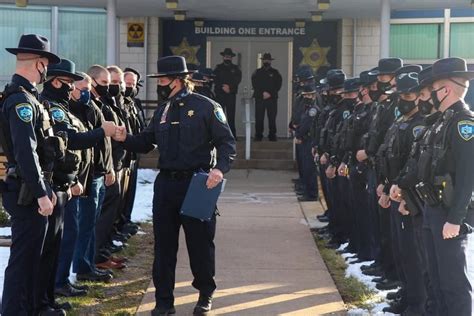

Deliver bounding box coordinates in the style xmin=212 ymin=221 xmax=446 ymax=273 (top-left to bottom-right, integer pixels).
xmin=130 ymin=169 xmax=159 ymax=223
xmin=0 ymin=227 xmax=11 ymax=237
xmin=0 ymin=247 xmax=9 ymax=295
xmin=112 ymin=240 xmax=123 ymax=247
xmin=136 ymin=230 xmax=147 ymax=235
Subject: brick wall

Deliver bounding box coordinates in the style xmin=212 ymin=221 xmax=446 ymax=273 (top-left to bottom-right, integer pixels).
xmin=341 ymin=18 xmax=381 ymax=77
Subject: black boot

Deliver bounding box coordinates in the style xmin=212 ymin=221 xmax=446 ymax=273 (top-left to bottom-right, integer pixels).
xmin=193 ymin=294 xmax=213 ymax=315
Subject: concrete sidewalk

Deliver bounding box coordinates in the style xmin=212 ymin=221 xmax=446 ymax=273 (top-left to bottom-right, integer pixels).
xmin=136 ymin=170 xmax=346 ymax=315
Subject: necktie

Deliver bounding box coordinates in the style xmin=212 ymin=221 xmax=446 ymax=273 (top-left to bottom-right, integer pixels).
xmin=168 ymin=102 xmax=180 ymax=160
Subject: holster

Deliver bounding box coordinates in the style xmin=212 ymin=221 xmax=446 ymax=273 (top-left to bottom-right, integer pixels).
xmin=415 ymin=182 xmax=440 ymax=207
xmin=402 ymin=189 xmax=423 ymax=217
xmin=434 ymin=174 xmax=454 ymax=208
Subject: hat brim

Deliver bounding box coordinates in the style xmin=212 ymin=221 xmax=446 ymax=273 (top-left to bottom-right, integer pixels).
xmin=368 ymin=69 xmax=400 ymax=76
xmin=6 ymin=47 xmax=61 ymax=64
xmin=47 ymin=70 xmax=84 ymax=81
xmin=337 ymin=88 xmax=360 ymax=94
xmin=147 ymin=71 xmax=195 ymax=78
xmin=220 ymin=52 xmax=236 ymax=57
xmin=423 ymin=71 xmax=474 ymax=85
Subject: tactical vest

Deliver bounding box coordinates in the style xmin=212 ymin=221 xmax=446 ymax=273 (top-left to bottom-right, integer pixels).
xmin=0 ymin=84 xmax=60 ymax=174
xmin=47 ymin=103 xmax=86 ymax=186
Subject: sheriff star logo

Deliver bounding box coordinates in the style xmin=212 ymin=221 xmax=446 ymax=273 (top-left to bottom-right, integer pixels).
xmin=299 ymin=39 xmax=330 ymax=73
xmin=187 ymin=110 xmax=194 ymax=117
xmin=170 ymin=37 xmax=201 ymax=66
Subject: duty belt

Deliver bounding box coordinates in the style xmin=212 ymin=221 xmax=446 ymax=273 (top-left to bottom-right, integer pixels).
xmin=160 ymin=169 xmax=197 ymax=180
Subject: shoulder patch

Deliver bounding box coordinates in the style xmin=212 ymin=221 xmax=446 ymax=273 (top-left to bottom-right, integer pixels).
xmin=214 ymin=104 xmax=227 ymax=124
xmin=412 ymin=125 xmax=424 ymax=138
xmin=343 ymin=110 xmax=350 ymax=120
xmin=309 ymin=108 xmax=317 ymax=117
xmin=15 ymin=103 xmax=33 ymax=123
xmin=394 ymin=107 xmax=401 ymax=119
xmin=50 ymin=107 xmax=66 ymax=123
xmin=457 ymin=120 xmax=474 ymax=141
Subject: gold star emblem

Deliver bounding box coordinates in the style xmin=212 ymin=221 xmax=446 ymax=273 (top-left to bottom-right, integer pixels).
xmin=187 ymin=110 xmax=194 ymax=117
xmin=299 ymin=39 xmax=331 ymax=72
xmin=171 ymin=37 xmax=201 ymax=67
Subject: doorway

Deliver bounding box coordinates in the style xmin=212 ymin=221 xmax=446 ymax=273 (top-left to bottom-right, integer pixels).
xmin=208 ymin=37 xmax=292 ymax=138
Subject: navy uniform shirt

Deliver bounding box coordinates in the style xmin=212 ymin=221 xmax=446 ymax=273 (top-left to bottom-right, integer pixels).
xmin=251 ymin=66 xmax=283 ymax=101
xmin=2 ymin=74 xmax=51 ymax=198
xmin=429 ymin=101 xmax=474 ymax=225
xmin=213 ymin=63 xmax=242 ymax=96
xmin=124 ymin=89 xmax=236 ymax=173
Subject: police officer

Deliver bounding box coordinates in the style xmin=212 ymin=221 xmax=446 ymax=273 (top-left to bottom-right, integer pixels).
xmin=358 ymin=58 xmax=403 ymax=289
xmin=378 ymin=72 xmax=427 ymax=315
xmin=113 ymin=56 xmax=236 ymax=316
xmin=191 ymin=71 xmax=215 ymax=99
xmin=213 ymin=48 xmax=242 ymax=138
xmin=124 ymin=67 xmax=146 ymax=131
xmin=339 ymin=72 xmax=376 ymax=261
xmin=317 ymin=70 xmax=347 ymax=248
xmin=416 ymin=57 xmax=474 ymax=316
xmin=295 ymin=83 xmax=318 ymax=201
xmin=37 ymin=59 xmax=116 ymax=315
xmin=251 ymin=53 xmax=283 ymax=141
xmin=0 ymin=34 xmax=61 ymax=316
xmin=290 ymin=66 xmax=315 ymax=196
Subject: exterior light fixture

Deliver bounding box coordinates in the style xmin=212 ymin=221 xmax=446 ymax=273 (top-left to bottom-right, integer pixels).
xmin=166 ymin=0 xmax=178 ymax=10
xmin=16 ymin=0 xmax=28 ymax=7
xmin=194 ymin=19 xmax=204 ymax=27
xmin=311 ymin=11 xmax=323 ymax=22
xmin=295 ymin=19 xmax=306 ymax=28
xmin=317 ymin=0 xmax=330 ymax=11
xmin=174 ymin=10 xmax=186 ymax=21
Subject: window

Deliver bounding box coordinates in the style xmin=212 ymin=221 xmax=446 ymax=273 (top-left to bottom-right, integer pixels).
xmin=390 ymin=23 xmax=443 ymax=60
xmin=450 ymin=23 xmax=474 ymax=59
xmin=0 ymin=5 xmax=51 ymax=86
xmin=58 ymin=7 xmax=107 ymax=72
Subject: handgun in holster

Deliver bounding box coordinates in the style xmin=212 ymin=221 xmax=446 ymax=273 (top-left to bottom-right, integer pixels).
xmin=402 ymin=189 xmax=424 ymax=216
xmin=415 ymin=182 xmax=440 ymax=207
xmin=434 ymin=174 xmax=454 ymax=208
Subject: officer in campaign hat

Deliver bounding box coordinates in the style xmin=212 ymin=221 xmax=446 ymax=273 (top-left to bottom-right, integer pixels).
xmin=0 ymin=34 xmax=63 ymax=315
xmin=251 ymin=53 xmax=283 ymax=141
xmin=113 ymin=55 xmax=236 ymax=316
xmin=213 ymin=48 xmax=242 ymax=138
xmin=416 ymin=57 xmax=474 ymax=316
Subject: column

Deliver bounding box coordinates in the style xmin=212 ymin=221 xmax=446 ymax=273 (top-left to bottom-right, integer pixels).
xmin=107 ymin=0 xmax=117 ymax=65
xmin=380 ymin=0 xmax=391 ymax=58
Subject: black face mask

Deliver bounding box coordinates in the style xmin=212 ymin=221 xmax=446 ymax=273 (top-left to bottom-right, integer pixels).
xmin=303 ymin=97 xmax=314 ymax=106
xmin=369 ymin=89 xmax=382 ymax=102
xmin=397 ymin=99 xmax=417 ymax=115
xmin=341 ymin=98 xmax=357 ymax=107
xmin=109 ymin=84 xmax=121 ymax=97
xmin=157 ymin=80 xmax=175 ymax=102
xmin=263 ymin=62 xmax=271 ymax=68
xmin=223 ymin=60 xmax=232 ymax=65
xmin=328 ymin=94 xmax=342 ymax=105
xmin=321 ymin=94 xmax=329 ymax=104
xmin=418 ymin=99 xmax=433 ymax=115
xmin=94 ymin=80 xmax=109 ymax=97
xmin=431 ymin=86 xmax=447 ymax=110
xmin=44 ymin=79 xmax=73 ymax=102
xmin=377 ymin=81 xmax=393 ymax=94
xmin=124 ymin=86 xmax=137 ymax=98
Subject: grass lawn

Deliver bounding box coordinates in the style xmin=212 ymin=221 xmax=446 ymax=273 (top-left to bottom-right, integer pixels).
xmin=59 ymin=222 xmax=154 ymax=316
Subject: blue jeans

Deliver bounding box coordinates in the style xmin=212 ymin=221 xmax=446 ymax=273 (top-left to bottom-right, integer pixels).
xmin=73 ymin=175 xmax=105 ymax=274
xmin=55 ymin=196 xmax=80 ymax=288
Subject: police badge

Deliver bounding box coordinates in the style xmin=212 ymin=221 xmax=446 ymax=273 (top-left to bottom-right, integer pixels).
xmin=15 ymin=104 xmax=33 ymax=123
xmin=457 ymin=120 xmax=474 ymax=141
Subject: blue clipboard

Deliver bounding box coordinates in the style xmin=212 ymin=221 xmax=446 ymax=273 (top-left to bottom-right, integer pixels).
xmin=180 ymin=172 xmax=224 ymax=221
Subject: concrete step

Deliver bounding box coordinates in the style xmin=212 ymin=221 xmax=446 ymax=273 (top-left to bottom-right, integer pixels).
xmin=236 ymin=148 xmax=293 ymax=160
xmin=232 ymin=158 xmax=296 ymax=170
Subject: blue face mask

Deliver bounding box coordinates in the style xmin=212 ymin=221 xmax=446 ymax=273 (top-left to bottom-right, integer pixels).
xmin=79 ymin=89 xmax=91 ymax=104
